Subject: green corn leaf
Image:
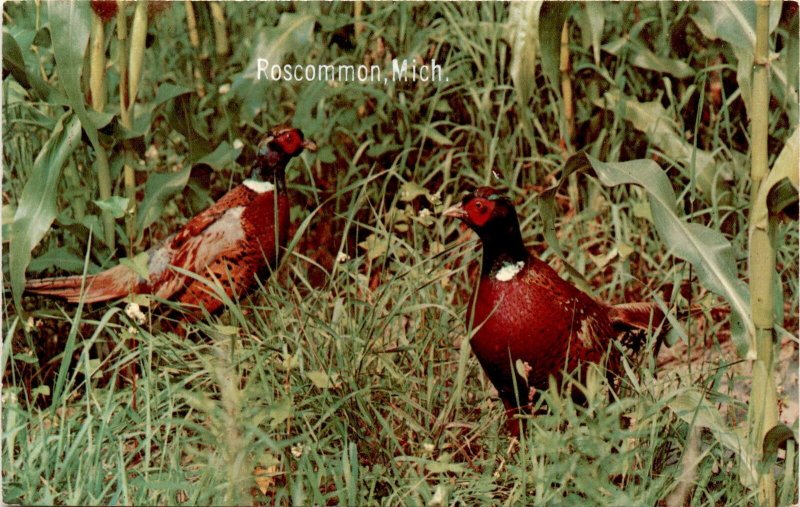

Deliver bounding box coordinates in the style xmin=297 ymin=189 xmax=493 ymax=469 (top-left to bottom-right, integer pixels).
xmin=604 ymin=39 xmax=694 ymax=79
xmin=2 ymin=30 xmax=57 ymax=101
xmin=691 ymin=2 xmax=781 ymax=52
xmin=10 ymin=113 xmax=82 ymax=309
xmin=47 ymin=1 xmax=100 ymax=151
xmin=125 ymin=83 xmax=194 ymax=138
xmin=690 ymin=2 xmax=782 ymax=117
xmin=538 ymin=1 xmax=572 ymax=92
xmin=93 ymin=196 xmax=130 ymax=219
xmin=540 ymin=152 xmax=755 ymax=358
xmin=136 ymin=165 xmax=193 ymax=236
xmin=595 ymin=91 xmax=727 ymax=201
xmin=754 ymin=126 xmax=799 ymax=227
xmin=586 ymin=154 xmax=755 ymax=357
xmin=508 ymin=1 xmax=543 ymax=106
xmin=195 ymin=141 xmax=244 ymax=172
xmin=579 ymin=2 xmax=604 ymax=66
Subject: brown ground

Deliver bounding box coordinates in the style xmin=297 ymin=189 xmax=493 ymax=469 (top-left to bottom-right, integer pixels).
xmin=657 ymin=326 xmax=799 ymax=427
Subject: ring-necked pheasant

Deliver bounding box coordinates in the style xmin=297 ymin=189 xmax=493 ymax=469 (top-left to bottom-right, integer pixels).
xmin=25 ymin=126 xmax=316 ymax=321
xmin=444 ymin=187 xmax=673 ymax=435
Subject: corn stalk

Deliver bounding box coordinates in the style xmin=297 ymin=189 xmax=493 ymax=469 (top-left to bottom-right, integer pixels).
xmin=89 ymin=7 xmax=115 ymax=247
xmin=89 ymin=10 xmax=106 ymax=112
xmin=747 ymin=1 xmax=778 ymax=505
xmin=209 ymin=2 xmax=229 ymax=57
xmin=122 ymin=0 xmax=150 ymax=252
xmin=184 ymin=0 xmax=206 ymax=97
xmin=117 ymin=1 xmax=130 ymax=128
xmin=560 ymin=20 xmax=575 ymax=146
xmin=354 ymin=0 xmax=364 ymax=37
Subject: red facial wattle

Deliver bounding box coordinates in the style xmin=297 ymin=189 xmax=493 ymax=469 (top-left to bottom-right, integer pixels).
xmin=276 ymin=130 xmax=303 ymax=156
xmin=465 ymin=198 xmax=495 ymax=227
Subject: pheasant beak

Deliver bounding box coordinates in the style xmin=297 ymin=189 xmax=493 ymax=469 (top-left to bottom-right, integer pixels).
xmin=442 ymin=203 xmax=468 ymax=220
xmin=302 ymin=139 xmax=318 ymax=152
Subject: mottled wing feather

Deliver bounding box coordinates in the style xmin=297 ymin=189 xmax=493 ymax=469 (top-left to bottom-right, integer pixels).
xmin=175 ymin=248 xmax=254 ymax=316
xmin=171 ymin=185 xmax=254 ymax=248
xmin=150 ymin=206 xmax=247 ymax=300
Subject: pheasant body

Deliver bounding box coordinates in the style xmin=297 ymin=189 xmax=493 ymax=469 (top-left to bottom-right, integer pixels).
xmin=468 ymin=256 xmax=619 ymax=408
xmin=446 ymin=187 xmax=669 ymax=432
xmin=25 ymin=126 xmax=314 ymax=320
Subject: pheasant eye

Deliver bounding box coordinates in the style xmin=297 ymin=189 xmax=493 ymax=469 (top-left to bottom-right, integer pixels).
xmin=278 ymin=131 xmax=301 ymax=154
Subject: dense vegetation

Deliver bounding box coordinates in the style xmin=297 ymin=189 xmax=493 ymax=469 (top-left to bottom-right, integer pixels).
xmin=2 ymin=2 xmax=797 ymax=505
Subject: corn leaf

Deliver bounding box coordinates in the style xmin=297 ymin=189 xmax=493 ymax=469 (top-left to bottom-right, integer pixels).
xmin=10 ymin=113 xmax=82 ymax=308
xmin=508 ymin=1 xmax=542 ymax=105
xmin=136 ymin=166 xmax=193 ymax=236
xmin=47 ymin=1 xmax=100 ymax=150
xmin=754 ymin=125 xmax=799 ymax=227
xmin=595 ymin=91 xmax=725 ymax=201
xmin=690 ymin=2 xmax=782 ymax=117
xmin=586 ymin=154 xmax=755 ymax=357
xmin=538 ymin=1 xmax=572 ymax=92
xmin=540 ymin=152 xmax=755 ymax=357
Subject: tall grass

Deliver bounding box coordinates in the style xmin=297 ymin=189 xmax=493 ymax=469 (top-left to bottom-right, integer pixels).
xmin=2 ymin=2 xmax=797 ymax=504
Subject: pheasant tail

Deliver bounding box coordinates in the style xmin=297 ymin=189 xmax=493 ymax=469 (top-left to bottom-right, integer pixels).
xmin=25 ymin=264 xmax=139 ymax=303
xmin=608 ymin=302 xmax=670 ymax=354
xmin=612 ymin=301 xmax=717 ymax=356
xmin=609 ymin=302 xmax=668 ymax=333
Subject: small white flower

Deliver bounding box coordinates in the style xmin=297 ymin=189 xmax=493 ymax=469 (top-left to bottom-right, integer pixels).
xmin=423 ymin=442 xmax=435 ymax=453
xmin=428 ymin=190 xmax=442 ymax=205
xmin=418 ymin=208 xmax=432 ymax=219
xmin=291 ymin=444 xmax=304 ymax=458
xmin=2 ymin=390 xmax=18 ymax=404
xmin=233 ymin=138 xmax=244 ymax=150
xmin=336 ymin=252 xmax=350 ymax=263
xmin=218 ymin=83 xmax=231 ymax=95
xmin=429 ymin=484 xmax=447 ymax=507
xmin=125 ymin=302 xmax=147 ymax=325
xmin=145 ymin=144 xmax=159 ymax=160
xmin=495 ymin=261 xmax=525 ymax=282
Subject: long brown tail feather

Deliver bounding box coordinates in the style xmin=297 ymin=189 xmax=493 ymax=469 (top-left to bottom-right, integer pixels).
xmin=610 ymin=302 xmax=668 ymax=333
xmin=25 ymin=265 xmax=138 ymax=303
